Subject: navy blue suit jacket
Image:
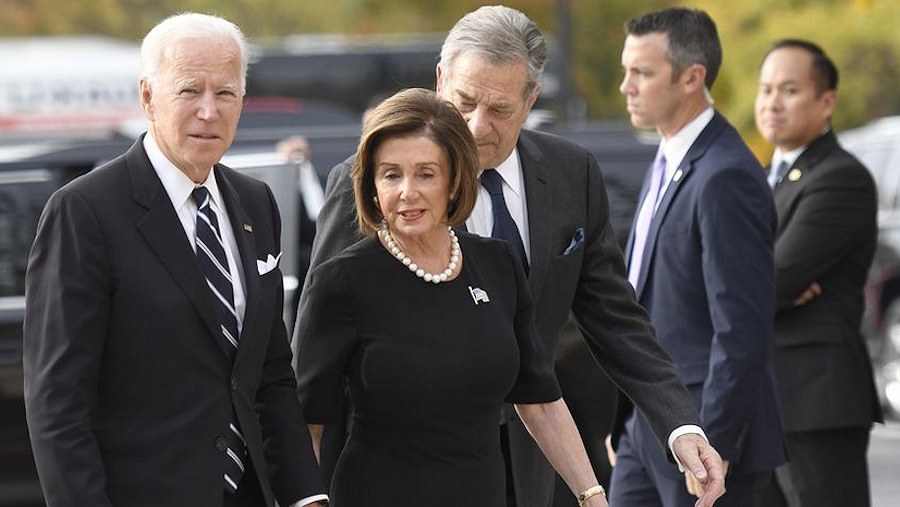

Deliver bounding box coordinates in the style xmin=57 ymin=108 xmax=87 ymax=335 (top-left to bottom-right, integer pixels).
xmin=620 ymin=112 xmax=787 ymax=474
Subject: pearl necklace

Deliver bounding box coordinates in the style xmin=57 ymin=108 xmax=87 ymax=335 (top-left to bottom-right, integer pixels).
xmin=379 ymin=226 xmax=461 ymax=284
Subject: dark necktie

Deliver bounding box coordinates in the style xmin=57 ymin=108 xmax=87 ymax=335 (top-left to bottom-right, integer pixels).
xmin=192 ymin=186 xmax=246 ymax=494
xmin=480 ymin=169 xmax=529 ymax=274
xmin=768 ymin=159 xmax=789 ymax=189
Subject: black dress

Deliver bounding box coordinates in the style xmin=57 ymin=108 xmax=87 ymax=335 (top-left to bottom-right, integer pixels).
xmin=295 ymin=231 xmax=561 ymax=507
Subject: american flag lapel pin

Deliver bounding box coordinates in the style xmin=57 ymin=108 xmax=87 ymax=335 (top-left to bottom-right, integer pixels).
xmin=469 ymin=285 xmax=490 ymax=305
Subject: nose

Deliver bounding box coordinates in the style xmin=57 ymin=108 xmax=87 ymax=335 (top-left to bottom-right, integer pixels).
xmin=399 ymin=176 xmax=418 ymax=200
xmin=619 ymin=74 xmax=632 ymax=96
xmin=465 ymin=106 xmax=491 ymax=140
xmin=196 ymin=92 xmax=220 ymax=121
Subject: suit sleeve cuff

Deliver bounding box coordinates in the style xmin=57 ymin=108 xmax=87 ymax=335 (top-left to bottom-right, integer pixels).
xmin=288 ymin=493 xmax=330 ymax=506
xmin=667 ymin=425 xmax=708 ymax=472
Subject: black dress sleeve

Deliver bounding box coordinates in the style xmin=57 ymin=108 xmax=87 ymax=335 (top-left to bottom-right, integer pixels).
xmin=294 ymin=258 xmax=358 ymax=423
xmin=500 ymin=241 xmax=562 ymax=404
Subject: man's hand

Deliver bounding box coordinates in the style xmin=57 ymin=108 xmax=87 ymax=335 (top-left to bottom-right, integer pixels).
xmin=605 ymin=433 xmax=617 ymax=467
xmin=672 ymin=434 xmax=726 ymax=507
xmin=792 ymin=282 xmax=822 ymax=307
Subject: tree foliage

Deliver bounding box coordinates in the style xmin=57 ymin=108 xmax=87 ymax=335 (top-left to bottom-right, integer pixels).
xmin=3 ymin=0 xmax=899 ymax=154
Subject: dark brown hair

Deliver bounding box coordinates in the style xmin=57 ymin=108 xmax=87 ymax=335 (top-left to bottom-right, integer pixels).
xmin=352 ymin=88 xmax=479 ymax=236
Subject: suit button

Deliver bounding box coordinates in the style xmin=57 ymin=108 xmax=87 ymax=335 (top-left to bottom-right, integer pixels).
xmin=230 ymin=379 xmax=238 ymax=390
xmin=215 ymin=436 xmax=229 ymax=452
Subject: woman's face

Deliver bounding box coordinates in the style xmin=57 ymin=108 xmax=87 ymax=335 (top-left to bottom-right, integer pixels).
xmin=373 ymin=134 xmax=452 ymax=245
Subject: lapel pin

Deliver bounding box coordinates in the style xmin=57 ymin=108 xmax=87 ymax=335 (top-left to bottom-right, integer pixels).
xmin=672 ymin=169 xmax=684 ymax=182
xmin=788 ymin=169 xmax=802 ymax=182
xmin=243 ymin=223 xmax=253 ymax=233
xmin=468 ymin=285 xmax=490 ymax=305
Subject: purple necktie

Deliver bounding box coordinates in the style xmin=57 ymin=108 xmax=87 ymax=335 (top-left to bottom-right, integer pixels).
xmin=627 ymin=147 xmax=667 ymax=289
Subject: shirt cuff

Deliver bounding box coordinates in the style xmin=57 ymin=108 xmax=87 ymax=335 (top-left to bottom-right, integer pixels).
xmin=667 ymin=424 xmax=708 ymax=472
xmin=288 ymin=493 xmax=329 ymax=507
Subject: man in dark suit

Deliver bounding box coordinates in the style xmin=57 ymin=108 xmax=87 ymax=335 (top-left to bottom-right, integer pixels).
xmin=298 ymin=5 xmax=725 ymax=507
xmin=23 ymin=13 xmax=327 ymax=507
xmin=754 ymin=39 xmax=883 ymax=507
xmin=610 ymin=8 xmax=787 ymax=507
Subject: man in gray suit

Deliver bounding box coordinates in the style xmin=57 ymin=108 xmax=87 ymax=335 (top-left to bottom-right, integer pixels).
xmin=296 ymin=5 xmax=725 ymax=507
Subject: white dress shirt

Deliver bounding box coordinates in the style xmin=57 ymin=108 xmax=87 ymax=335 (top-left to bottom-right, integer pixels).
xmin=466 ymin=147 xmax=531 ymax=264
xmin=144 ymin=133 xmax=247 ymax=331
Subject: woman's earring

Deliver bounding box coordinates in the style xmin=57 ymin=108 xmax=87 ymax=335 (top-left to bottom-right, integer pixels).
xmin=373 ymin=195 xmax=379 ymax=204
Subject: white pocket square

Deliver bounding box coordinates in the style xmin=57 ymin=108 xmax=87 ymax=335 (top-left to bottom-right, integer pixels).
xmin=257 ymin=252 xmax=282 ymax=275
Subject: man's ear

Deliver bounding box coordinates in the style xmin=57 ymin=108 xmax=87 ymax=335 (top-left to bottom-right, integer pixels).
xmin=435 ymin=63 xmax=444 ymax=95
xmin=139 ymin=78 xmax=154 ymax=120
xmin=821 ymin=89 xmax=838 ymax=119
xmin=682 ymin=64 xmax=707 ymax=94
xmin=525 ymin=82 xmax=543 ymax=113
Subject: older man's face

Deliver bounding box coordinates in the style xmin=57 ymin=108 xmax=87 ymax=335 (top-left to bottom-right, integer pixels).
xmin=437 ymin=53 xmax=538 ymax=170
xmin=140 ymin=36 xmax=243 ymax=182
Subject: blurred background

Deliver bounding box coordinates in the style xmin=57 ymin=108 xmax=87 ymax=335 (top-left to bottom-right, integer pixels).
xmin=1 ymin=0 xmax=899 ymax=505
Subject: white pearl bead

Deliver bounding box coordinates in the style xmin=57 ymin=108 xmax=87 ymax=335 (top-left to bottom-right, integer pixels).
xmin=381 ymin=226 xmax=461 ymax=285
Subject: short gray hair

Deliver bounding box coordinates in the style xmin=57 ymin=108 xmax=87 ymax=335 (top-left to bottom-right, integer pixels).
xmin=440 ymin=5 xmax=546 ymax=99
xmin=141 ymin=12 xmax=249 ymax=94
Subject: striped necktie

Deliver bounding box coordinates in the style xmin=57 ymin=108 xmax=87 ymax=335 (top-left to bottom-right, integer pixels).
xmin=192 ymin=186 xmax=246 ymax=494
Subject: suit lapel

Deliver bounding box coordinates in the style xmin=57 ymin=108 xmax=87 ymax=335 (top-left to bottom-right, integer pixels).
xmin=216 ymin=166 xmax=261 ymax=368
xmin=128 ymin=140 xmax=232 ymax=359
xmin=773 ymin=131 xmax=836 ymax=234
xmin=635 ymin=113 xmax=726 ymax=299
xmin=518 ymin=132 xmax=552 ymax=300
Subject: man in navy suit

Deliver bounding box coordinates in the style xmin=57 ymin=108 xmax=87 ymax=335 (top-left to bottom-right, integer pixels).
xmin=755 ymin=39 xmax=882 ymax=507
xmin=609 ymin=8 xmax=787 ymax=507
xmin=24 ymin=13 xmax=327 ymax=507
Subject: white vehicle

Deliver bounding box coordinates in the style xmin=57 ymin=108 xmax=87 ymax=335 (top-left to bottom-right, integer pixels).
xmin=0 ymin=36 xmax=142 ymax=138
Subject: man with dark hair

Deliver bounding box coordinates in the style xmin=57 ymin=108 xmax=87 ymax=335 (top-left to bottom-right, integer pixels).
xmin=755 ymin=38 xmax=882 ymax=507
xmin=301 ymin=5 xmax=726 ymax=507
xmin=611 ymin=7 xmax=787 ymax=507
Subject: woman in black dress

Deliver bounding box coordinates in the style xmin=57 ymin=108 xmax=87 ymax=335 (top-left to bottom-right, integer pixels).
xmin=295 ymin=88 xmax=607 ymax=507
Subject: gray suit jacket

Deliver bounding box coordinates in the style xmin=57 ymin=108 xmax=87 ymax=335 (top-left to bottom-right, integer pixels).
xmin=299 ymin=129 xmax=699 ymax=507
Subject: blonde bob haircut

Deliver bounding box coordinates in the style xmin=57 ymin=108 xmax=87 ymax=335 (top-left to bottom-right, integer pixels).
xmin=352 ymin=88 xmax=479 ymax=236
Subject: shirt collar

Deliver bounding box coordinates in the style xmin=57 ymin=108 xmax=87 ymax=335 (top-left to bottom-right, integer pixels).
xmin=143 ymin=132 xmax=225 ymax=211
xmin=661 ymin=107 xmax=715 ymax=172
xmin=773 ymin=127 xmax=831 ymax=168
xmin=477 ymin=147 xmax=523 ymax=197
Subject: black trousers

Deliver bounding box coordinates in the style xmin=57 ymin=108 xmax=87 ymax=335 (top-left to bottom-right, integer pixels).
xmin=760 ymin=427 xmax=871 ymax=507
xmin=609 ymin=411 xmax=771 ymax=507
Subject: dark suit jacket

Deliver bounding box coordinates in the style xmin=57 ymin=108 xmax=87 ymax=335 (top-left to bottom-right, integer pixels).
xmin=24 ymin=138 xmax=326 ymax=507
xmin=771 ymin=130 xmax=883 ymax=432
xmin=300 ymin=128 xmax=699 ymax=507
xmin=620 ymin=112 xmax=787 ymax=474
